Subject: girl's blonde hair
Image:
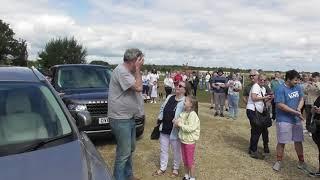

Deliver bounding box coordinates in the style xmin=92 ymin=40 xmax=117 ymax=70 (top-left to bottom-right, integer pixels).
xmin=186 ymin=95 xmax=198 ymax=115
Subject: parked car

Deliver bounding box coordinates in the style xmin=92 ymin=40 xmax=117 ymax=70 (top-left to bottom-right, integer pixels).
xmin=0 ymin=66 xmax=113 ymax=180
xmin=49 ymin=64 xmax=145 ymax=137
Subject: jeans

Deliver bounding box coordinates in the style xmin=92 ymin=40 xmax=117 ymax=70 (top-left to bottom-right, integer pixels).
xmin=214 ymin=93 xmax=226 ymax=114
xmin=193 ymin=86 xmax=197 ymax=96
xmin=205 ymin=81 xmax=210 ymax=91
xmin=110 ymin=118 xmax=136 ymax=180
xmin=246 ymin=109 xmax=269 ymax=152
xmin=228 ymin=94 xmax=239 ymax=118
xmin=143 ymin=85 xmax=149 ymax=95
xmin=159 ymin=133 xmax=181 ymax=171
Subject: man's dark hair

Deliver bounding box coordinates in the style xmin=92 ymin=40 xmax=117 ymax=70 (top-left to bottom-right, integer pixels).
xmin=285 ymin=70 xmax=300 ymax=81
xmin=312 ymin=72 xmax=320 ymax=78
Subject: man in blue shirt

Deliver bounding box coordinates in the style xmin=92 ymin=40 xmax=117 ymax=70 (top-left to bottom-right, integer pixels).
xmin=210 ymin=69 xmax=228 ymax=117
xmin=272 ymin=70 xmax=310 ymax=173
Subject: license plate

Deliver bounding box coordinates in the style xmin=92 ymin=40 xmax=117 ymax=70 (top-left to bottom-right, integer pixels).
xmin=98 ymin=117 xmax=109 ymax=124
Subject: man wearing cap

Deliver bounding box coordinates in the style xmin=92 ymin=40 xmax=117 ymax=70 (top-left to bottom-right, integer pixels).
xmin=211 ymin=69 xmax=228 ymax=117
xmin=108 ymin=48 xmax=144 ymax=180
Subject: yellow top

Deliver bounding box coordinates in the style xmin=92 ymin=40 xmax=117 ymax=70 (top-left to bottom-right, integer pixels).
xmin=177 ymin=111 xmax=200 ymax=144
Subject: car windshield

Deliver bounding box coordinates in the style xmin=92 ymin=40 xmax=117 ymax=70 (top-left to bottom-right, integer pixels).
xmin=57 ymin=66 xmax=111 ymax=89
xmin=0 ymin=83 xmax=72 ymax=148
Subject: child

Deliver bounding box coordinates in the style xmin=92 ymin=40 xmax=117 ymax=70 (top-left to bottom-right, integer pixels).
xmin=173 ymin=96 xmax=200 ymax=180
xmin=151 ymin=81 xmax=158 ymax=103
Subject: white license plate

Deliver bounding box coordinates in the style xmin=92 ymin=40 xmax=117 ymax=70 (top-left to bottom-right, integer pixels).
xmin=98 ymin=117 xmax=109 ymax=124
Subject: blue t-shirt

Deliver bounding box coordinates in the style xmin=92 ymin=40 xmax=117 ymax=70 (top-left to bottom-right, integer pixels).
xmin=275 ymin=83 xmax=304 ymax=124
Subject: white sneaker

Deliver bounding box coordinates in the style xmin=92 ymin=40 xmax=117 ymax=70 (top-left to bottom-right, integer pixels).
xmin=309 ymin=132 xmax=312 ymax=137
xmin=297 ymin=162 xmax=311 ymax=174
xmin=150 ymin=101 xmax=153 ymax=104
xmin=273 ymin=161 xmax=281 ymax=172
xmin=303 ymin=129 xmax=309 ymax=134
xmin=154 ymin=101 xmax=157 ymax=104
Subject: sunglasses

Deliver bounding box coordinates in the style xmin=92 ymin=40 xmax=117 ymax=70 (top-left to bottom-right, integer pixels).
xmin=178 ymin=84 xmax=185 ymax=88
xmin=249 ymin=74 xmax=256 ymax=77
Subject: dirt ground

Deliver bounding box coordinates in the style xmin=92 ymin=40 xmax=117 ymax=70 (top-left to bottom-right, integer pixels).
xmin=95 ymin=102 xmax=318 ymax=180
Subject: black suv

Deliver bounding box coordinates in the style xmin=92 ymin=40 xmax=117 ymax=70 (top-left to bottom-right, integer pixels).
xmin=49 ymin=64 xmax=145 ymax=137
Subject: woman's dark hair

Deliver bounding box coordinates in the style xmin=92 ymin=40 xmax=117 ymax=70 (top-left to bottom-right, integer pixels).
xmin=186 ymin=96 xmax=199 ymax=115
xmin=285 ymin=70 xmax=300 ymax=81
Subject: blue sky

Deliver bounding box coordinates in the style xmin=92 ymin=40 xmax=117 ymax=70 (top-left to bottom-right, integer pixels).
xmin=1 ymin=0 xmax=320 ymax=71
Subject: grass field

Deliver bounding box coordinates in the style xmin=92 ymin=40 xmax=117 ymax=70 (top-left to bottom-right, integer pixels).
xmin=94 ymin=96 xmax=319 ymax=180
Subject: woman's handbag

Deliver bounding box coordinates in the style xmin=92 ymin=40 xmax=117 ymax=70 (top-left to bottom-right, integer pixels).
xmin=150 ymin=123 xmax=160 ymax=140
xmin=253 ymin=91 xmax=272 ymax=128
xmin=254 ymin=107 xmax=272 ymax=128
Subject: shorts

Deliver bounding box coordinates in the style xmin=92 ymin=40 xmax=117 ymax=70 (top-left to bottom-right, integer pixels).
xmin=276 ymin=122 xmax=304 ymax=144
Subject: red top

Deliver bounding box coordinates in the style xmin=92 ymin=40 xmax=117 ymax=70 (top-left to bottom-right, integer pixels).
xmin=174 ymin=74 xmax=183 ymax=86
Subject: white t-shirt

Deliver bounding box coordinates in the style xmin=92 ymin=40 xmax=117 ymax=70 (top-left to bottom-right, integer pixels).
xmin=228 ymin=80 xmax=242 ymax=96
xmin=182 ymin=75 xmax=188 ymax=81
xmin=164 ymin=77 xmax=174 ymax=88
xmin=148 ymin=73 xmax=159 ymax=85
xmin=246 ymin=83 xmax=266 ymax=113
xmin=142 ymin=75 xmax=150 ymax=86
xmin=205 ymin=74 xmax=211 ymax=82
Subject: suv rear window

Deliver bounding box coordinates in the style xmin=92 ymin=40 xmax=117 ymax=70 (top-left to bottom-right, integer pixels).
xmin=57 ymin=66 xmax=111 ymax=89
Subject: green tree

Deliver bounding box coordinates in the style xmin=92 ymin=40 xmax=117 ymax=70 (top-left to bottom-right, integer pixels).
xmin=0 ymin=19 xmax=28 ymax=66
xmin=38 ymin=37 xmax=87 ymax=69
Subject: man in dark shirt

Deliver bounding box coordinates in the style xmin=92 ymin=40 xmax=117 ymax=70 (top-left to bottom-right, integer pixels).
xmin=211 ymin=69 xmax=227 ymax=117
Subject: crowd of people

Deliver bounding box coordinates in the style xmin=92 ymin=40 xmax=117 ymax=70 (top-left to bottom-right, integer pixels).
xmin=107 ymin=48 xmax=320 ymax=180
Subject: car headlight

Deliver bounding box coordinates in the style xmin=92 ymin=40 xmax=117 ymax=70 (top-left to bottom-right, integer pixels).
xmin=68 ymin=104 xmax=87 ymax=111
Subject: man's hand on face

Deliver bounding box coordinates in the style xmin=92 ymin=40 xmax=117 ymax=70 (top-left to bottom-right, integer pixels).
xmin=135 ymin=56 xmax=144 ymax=71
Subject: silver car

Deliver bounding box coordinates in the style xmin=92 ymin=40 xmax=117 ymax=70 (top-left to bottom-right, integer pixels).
xmin=0 ymin=67 xmax=113 ymax=180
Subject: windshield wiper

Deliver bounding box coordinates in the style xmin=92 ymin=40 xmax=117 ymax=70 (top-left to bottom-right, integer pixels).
xmin=18 ymin=134 xmax=73 ymax=153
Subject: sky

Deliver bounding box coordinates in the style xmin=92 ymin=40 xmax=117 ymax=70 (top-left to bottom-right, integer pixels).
xmin=1 ymin=0 xmax=320 ymax=72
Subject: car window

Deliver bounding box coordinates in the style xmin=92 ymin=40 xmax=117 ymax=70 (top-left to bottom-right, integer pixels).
xmin=57 ymin=66 xmax=111 ymax=89
xmin=0 ymin=83 xmax=72 ymax=146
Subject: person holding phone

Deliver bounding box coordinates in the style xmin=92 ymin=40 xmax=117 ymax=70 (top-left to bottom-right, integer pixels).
xmin=246 ymin=74 xmax=272 ymax=159
xmin=272 ymin=70 xmax=310 ymax=173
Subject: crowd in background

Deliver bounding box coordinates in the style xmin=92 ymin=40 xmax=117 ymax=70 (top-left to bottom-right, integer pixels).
xmin=115 ymin=53 xmax=320 ymax=179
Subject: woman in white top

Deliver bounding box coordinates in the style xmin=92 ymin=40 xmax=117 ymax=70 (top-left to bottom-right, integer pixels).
xmin=246 ymin=74 xmax=273 ymax=159
xmin=164 ymin=73 xmax=174 ymax=97
xmin=205 ymin=73 xmax=211 ymax=92
xmin=227 ymin=74 xmax=242 ymax=119
xmin=142 ymin=71 xmax=150 ymax=95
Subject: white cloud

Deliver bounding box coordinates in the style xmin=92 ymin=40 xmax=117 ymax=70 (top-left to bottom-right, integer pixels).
xmin=0 ymin=0 xmax=320 ymax=71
